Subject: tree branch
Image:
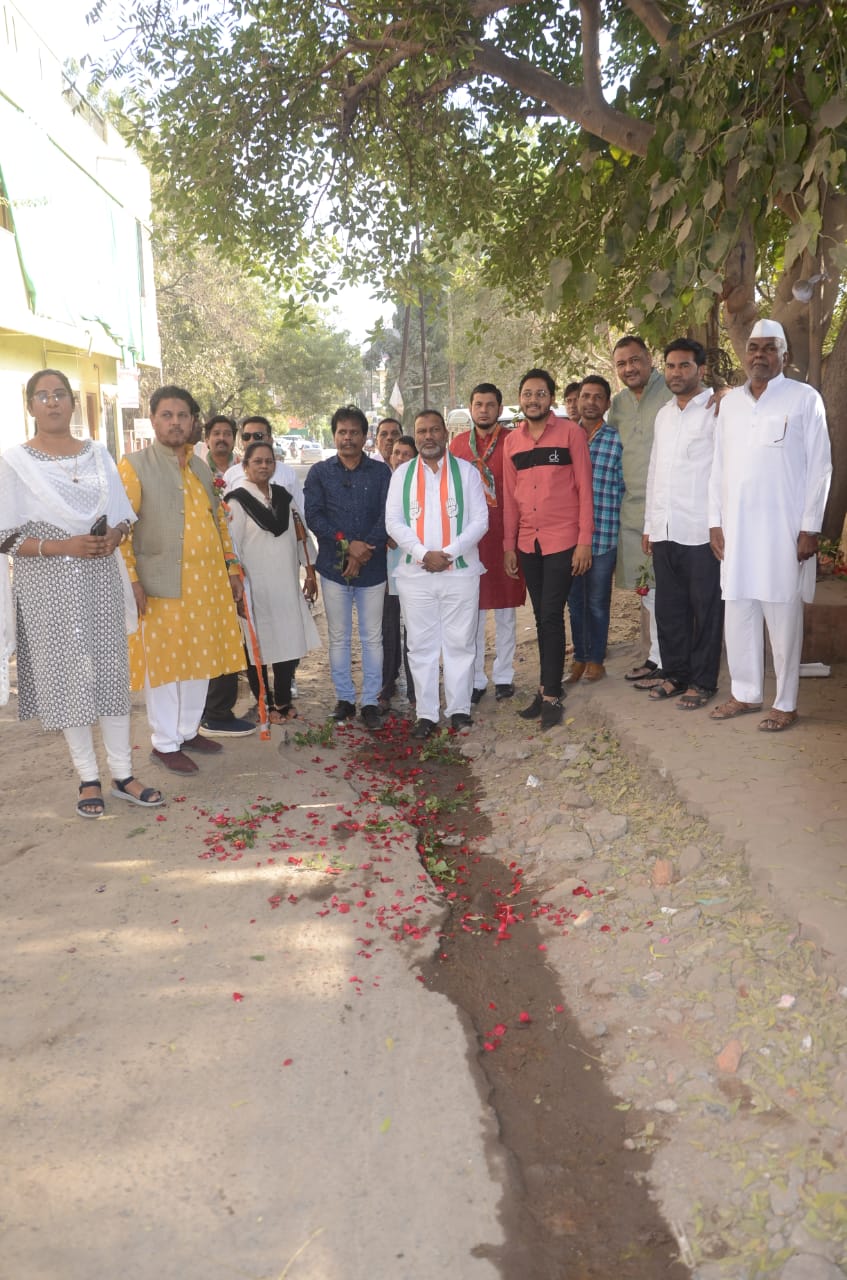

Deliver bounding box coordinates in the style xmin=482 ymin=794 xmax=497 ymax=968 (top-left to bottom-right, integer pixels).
xmin=472 ymin=41 xmax=654 ymax=155
xmin=579 ymin=0 xmax=605 ymax=111
xmin=687 ymin=0 xmax=814 ymax=51
xmin=622 ymin=0 xmax=674 ymax=47
xmin=341 ymin=48 xmax=410 ymax=134
xmin=468 ymin=0 xmax=536 ymax=15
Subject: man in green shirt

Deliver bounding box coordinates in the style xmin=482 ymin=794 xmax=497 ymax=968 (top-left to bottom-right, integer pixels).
xmin=605 ymin=335 xmax=672 ymax=684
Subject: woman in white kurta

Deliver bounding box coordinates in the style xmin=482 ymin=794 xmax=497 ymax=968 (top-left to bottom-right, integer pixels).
xmin=225 ymin=441 xmax=320 ymax=721
xmin=0 ymin=369 xmax=163 ymax=817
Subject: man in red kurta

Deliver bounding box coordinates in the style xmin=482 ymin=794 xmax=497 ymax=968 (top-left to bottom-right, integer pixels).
xmin=450 ymin=383 xmax=526 ymax=702
xmin=503 ymin=368 xmax=594 ymax=730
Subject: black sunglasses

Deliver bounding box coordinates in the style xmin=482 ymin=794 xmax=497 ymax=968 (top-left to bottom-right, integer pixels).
xmin=242 ymin=431 xmax=267 ymax=442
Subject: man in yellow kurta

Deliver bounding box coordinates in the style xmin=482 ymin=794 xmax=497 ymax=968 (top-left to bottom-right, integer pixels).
xmin=119 ymin=386 xmax=245 ymax=775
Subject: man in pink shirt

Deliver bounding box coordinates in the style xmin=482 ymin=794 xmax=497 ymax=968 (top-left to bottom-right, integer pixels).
xmin=503 ymin=368 xmax=593 ymax=729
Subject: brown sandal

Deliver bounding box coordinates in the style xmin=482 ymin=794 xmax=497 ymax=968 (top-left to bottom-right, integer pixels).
xmin=710 ymin=697 xmax=763 ymax=721
xmin=758 ymin=709 xmax=798 ymax=733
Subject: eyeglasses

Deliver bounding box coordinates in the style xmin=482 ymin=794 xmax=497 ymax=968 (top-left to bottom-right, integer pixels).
xmin=33 ymin=389 xmax=71 ymax=404
xmin=242 ymin=431 xmax=267 ymax=441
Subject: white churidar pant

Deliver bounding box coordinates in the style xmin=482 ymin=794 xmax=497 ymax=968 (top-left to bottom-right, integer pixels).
xmin=144 ymin=676 xmax=209 ymax=752
xmin=474 ymin=608 xmax=517 ymax=690
xmin=724 ymin=596 xmax=803 ymax=712
xmin=398 ymin=572 xmax=479 ymax=722
xmin=63 ymin=714 xmax=133 ymax=782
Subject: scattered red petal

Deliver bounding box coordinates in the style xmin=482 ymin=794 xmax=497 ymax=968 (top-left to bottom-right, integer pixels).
xmin=282 ymin=1058 xmax=293 ymax=1066
xmin=232 ymin=992 xmax=244 ymax=1002
xmin=518 ymin=1011 xmax=531 ymax=1024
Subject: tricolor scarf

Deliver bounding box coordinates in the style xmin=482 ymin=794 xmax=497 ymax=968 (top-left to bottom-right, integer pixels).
xmin=468 ymin=423 xmax=503 ymax=507
xmin=402 ymin=454 xmax=467 ymax=568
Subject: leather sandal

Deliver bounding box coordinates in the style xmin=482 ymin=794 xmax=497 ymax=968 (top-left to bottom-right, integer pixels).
xmin=648 ymin=679 xmax=686 ymax=700
xmin=625 ymin=660 xmax=659 ymax=682
xmin=710 ymin=697 xmax=763 ymax=721
xmin=758 ymin=709 xmax=798 ymax=733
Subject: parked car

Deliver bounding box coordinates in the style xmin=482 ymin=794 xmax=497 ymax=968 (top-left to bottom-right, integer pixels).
xmin=294 ymin=439 xmax=323 ymax=465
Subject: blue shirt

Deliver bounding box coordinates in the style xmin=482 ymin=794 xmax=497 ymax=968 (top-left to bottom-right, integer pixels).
xmin=587 ymin=422 xmax=624 ymax=556
xmin=304 ymin=453 xmax=390 ymax=587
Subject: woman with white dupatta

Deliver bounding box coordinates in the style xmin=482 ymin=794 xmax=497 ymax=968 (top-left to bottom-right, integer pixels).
xmin=0 ymin=370 xmax=163 ymax=818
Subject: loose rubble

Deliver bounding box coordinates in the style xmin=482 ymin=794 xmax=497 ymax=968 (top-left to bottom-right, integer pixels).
xmin=455 ymin=706 xmax=847 ymax=1278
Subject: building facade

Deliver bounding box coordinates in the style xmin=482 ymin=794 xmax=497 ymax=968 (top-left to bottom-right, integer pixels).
xmin=0 ymin=0 xmax=160 ymax=458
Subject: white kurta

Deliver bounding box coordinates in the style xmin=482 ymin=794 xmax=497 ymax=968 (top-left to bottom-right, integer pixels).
xmin=385 ymin=454 xmax=488 ymax=721
xmin=226 ymin=482 xmax=320 ymax=664
xmin=644 ymin=389 xmax=715 ymax=545
xmin=708 ymin=374 xmax=831 ymax=603
xmin=385 ymin=454 xmax=489 ymax=575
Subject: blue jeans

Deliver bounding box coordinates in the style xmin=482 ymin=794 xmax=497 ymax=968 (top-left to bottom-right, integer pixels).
xmin=567 ymin=547 xmax=617 ymax=664
xmin=320 ymin=576 xmax=385 ymax=706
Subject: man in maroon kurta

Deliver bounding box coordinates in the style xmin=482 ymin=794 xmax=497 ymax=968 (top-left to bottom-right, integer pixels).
xmin=450 ymin=382 xmax=526 ymax=702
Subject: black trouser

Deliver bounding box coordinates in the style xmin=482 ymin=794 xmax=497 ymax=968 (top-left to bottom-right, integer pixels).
xmin=652 ymin=540 xmax=724 ymax=692
xmin=518 ymin=543 xmax=574 ymax=699
xmin=247 ymin=659 xmax=297 ymax=709
xmin=203 ymin=671 xmax=239 ymax=722
xmin=380 ymin=590 xmax=402 ymax=699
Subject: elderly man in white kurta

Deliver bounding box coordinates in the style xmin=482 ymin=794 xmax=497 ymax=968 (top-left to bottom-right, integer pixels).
xmin=386 ymin=410 xmax=488 ymax=739
xmin=708 ymin=319 xmax=832 ymax=732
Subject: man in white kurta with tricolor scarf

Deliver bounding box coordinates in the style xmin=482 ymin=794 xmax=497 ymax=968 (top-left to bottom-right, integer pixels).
xmin=708 ymin=319 xmax=832 ymax=732
xmin=386 ymin=410 xmax=488 ymax=739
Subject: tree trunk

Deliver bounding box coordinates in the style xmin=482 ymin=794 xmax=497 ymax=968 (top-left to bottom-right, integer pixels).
xmin=721 ymin=213 xmax=758 ymax=363
xmin=821 ymin=322 xmax=847 ymax=539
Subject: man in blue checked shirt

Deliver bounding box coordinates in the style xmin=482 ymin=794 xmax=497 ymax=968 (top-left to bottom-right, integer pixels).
xmin=304 ymin=405 xmax=390 ymax=729
xmin=565 ymin=377 xmax=624 ymax=684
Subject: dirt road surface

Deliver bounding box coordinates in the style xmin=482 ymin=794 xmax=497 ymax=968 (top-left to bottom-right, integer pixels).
xmin=2 ymin=589 xmax=845 ymax=1279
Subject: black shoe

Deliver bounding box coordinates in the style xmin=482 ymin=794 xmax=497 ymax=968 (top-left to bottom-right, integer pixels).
xmin=540 ymin=698 xmax=564 ymax=730
xmin=361 ymin=704 xmax=382 ymax=730
xmin=411 ymin=717 xmax=438 ymax=739
xmin=471 ymin=687 xmax=486 ymax=705
xmin=450 ymin=713 xmax=473 ymax=731
xmin=199 ymin=716 xmax=257 ymax=737
xmin=332 ymin=700 xmax=356 ymax=722
xmin=495 ymin=683 xmax=515 ymax=700
xmin=519 ymin=693 xmax=544 ymax=720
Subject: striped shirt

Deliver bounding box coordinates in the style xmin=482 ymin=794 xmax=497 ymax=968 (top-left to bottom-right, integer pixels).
xmin=586 ymin=422 xmax=624 ymax=556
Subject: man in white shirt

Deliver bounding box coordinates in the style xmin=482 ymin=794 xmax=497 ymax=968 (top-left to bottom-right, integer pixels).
xmin=224 ymin=417 xmax=305 ymax=515
xmin=386 ymin=410 xmax=488 ymax=738
xmin=641 ymin=339 xmax=723 ymax=710
xmin=709 ymin=319 xmax=832 ymax=732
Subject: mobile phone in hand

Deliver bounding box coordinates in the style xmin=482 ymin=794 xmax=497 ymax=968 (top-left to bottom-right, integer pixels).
xmin=90 ymin=515 xmax=108 ymax=536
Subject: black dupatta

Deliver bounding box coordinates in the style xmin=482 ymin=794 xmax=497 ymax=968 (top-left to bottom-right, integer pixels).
xmin=226 ymin=483 xmax=292 ymax=536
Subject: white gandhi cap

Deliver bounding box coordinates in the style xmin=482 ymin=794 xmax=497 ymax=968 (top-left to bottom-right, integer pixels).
xmin=749 ymin=318 xmax=787 ymax=343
